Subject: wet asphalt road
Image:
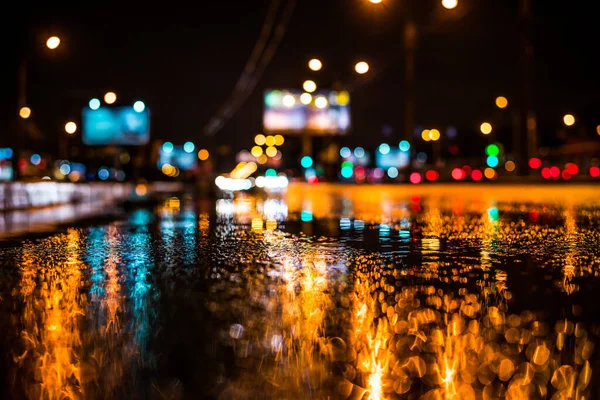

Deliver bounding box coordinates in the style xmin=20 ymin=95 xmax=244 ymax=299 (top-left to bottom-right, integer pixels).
xmin=0 ymin=184 xmax=598 ymax=399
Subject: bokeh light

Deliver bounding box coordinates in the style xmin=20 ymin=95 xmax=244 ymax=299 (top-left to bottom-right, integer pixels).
xmin=251 ymin=146 xmax=263 ymax=158
xmin=274 ymin=134 xmax=285 ymax=146
xmin=590 ymin=166 xmax=600 ymax=177
xmin=486 ymin=155 xmax=499 ymax=168
xmin=265 ymin=135 xmax=276 ymax=146
xmin=387 ymin=167 xmax=399 ymax=179
xmin=30 ymin=154 xmax=41 ymax=166
xmin=282 ymin=94 xmax=295 ymax=108
xmin=301 ymin=156 xmax=313 ymax=168
xmin=429 ymin=129 xmax=441 ymax=141
xmin=46 ymin=36 xmax=60 ymax=49
xmin=421 ymin=129 xmax=431 ymax=141
xmin=563 ymin=114 xmax=575 ymax=126
xmin=484 ymin=167 xmax=497 ymax=179
xmin=89 ymin=98 xmax=101 ymax=110
xmin=19 ymin=106 xmax=31 ymax=119
xmin=65 ymin=121 xmax=77 ymax=134
xmin=266 ymin=146 xmax=277 ymax=157
xmin=452 ymin=168 xmax=465 ymax=180
xmin=480 ymin=122 xmax=492 ymax=135
xmin=198 ymin=149 xmax=210 ymax=161
xmin=505 ymin=160 xmax=516 ymax=172
xmin=378 ymin=143 xmax=390 ymax=154
xmin=340 ymin=147 xmax=351 ymax=158
xmin=471 ymin=169 xmax=483 ymax=181
xmin=529 ymin=157 xmax=542 ymax=169
xmin=341 ymin=165 xmax=353 ymax=178
xmin=183 ymin=141 xmax=195 ymax=153
xmin=354 ymin=147 xmax=365 ymax=158
xmin=162 ymin=141 xmax=174 ymax=154
xmin=308 ymin=58 xmax=322 ymax=71
xmin=441 ymin=0 xmax=458 ymax=9
xmin=426 ymin=170 xmax=439 ymax=181
xmin=303 ymin=80 xmax=317 ymax=93
xmin=485 ymin=144 xmax=500 ymax=156
xmin=133 ymin=101 xmax=145 ymax=112
xmin=495 ymin=96 xmax=508 ymax=109
xmin=399 ymin=140 xmax=410 ymax=152
xmin=255 ymin=134 xmax=266 ymax=146
xmin=354 ymin=61 xmax=369 ymax=74
xmin=300 ymin=93 xmax=312 ymax=105
xmin=315 ymin=96 xmax=328 ymax=109
xmin=104 ymin=92 xmax=117 ymax=104
xmin=409 ymin=172 xmax=422 ymax=184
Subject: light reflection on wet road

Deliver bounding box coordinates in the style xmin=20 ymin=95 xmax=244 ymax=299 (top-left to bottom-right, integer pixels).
xmin=0 ymin=184 xmax=599 ymax=399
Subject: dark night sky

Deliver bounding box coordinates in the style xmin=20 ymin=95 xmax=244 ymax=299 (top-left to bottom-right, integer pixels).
xmin=2 ymin=0 xmax=599 ymax=154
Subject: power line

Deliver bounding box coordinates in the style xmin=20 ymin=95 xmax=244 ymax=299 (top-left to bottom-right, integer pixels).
xmin=204 ymin=0 xmax=296 ymax=136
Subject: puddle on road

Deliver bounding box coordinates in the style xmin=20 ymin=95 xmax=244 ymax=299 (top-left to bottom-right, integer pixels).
xmin=0 ymin=185 xmax=599 ymax=399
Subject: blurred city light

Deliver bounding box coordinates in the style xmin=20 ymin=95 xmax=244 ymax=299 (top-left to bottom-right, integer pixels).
xmin=597 ymin=125 xmax=600 ymax=135
xmin=89 ymin=98 xmax=101 ymax=110
xmin=426 ymin=170 xmax=439 ymax=181
xmin=198 ymin=149 xmax=210 ymax=161
xmin=495 ymin=96 xmax=508 ymax=109
xmin=98 ymin=167 xmax=110 ymax=180
xmin=480 ymin=122 xmax=492 ymax=135
xmin=282 ymin=94 xmax=295 ymax=108
xmin=266 ymin=146 xmax=277 ymax=157
xmin=505 ymin=160 xmax=516 ymax=172
xmin=257 ymin=154 xmax=268 ymax=164
xmin=30 ymin=154 xmax=41 ymax=166
xmin=315 ymin=96 xmax=328 ymax=109
xmin=354 ymin=147 xmax=365 ymax=158
xmin=441 ymin=0 xmax=458 ymax=9
xmin=529 ymin=157 xmax=542 ymax=169
xmin=590 ymin=166 xmax=600 ymax=177
xmin=484 ymin=167 xmax=496 ymax=179
xmin=565 ymin=163 xmax=579 ymax=175
xmin=369 ymin=0 xmax=382 ymax=3
xmin=65 ymin=121 xmax=77 ymax=134
xmin=429 ymin=129 xmax=441 ymax=141
xmin=399 ymin=140 xmax=411 ymax=152
xmin=251 ymin=146 xmax=263 ymax=157
xmin=409 ymin=172 xmax=422 ymax=184
xmin=274 ymin=134 xmax=285 ymax=146
xmin=308 ymin=58 xmax=322 ymax=71
xmin=19 ymin=106 xmax=31 ymax=119
xmin=341 ymin=164 xmax=353 ymax=178
xmin=300 ymin=156 xmax=313 ymax=168
xmin=254 ymin=134 xmax=266 ymax=146
xmin=355 ymin=61 xmax=369 ymax=74
xmin=59 ymin=163 xmax=71 ymax=175
xmin=378 ymin=143 xmax=390 ymax=154
xmin=452 ymin=168 xmax=465 ymax=180
xmin=340 ymin=147 xmax=351 ymax=158
xmin=104 ymin=92 xmax=117 ymax=104
xmin=133 ymin=101 xmax=145 ymax=112
xmin=563 ymin=114 xmax=575 ymax=126
xmin=421 ymin=129 xmax=431 ymax=141
xmin=303 ymin=80 xmax=317 ymax=93
xmin=46 ymin=36 xmax=60 ymax=49
xmin=162 ymin=141 xmax=174 ymax=154
xmin=300 ymin=92 xmax=312 ymax=105
xmin=471 ymin=169 xmax=483 ymax=181
xmin=487 ymin=155 xmax=499 ymax=167
xmin=337 ymin=91 xmax=350 ymax=106
xmin=387 ymin=167 xmax=399 ymax=178
xmin=485 ymin=144 xmax=500 ymax=156
xmin=183 ymin=141 xmax=195 ymax=153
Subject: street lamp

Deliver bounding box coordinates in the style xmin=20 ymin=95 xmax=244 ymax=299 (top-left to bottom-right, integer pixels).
xmin=104 ymin=91 xmax=117 ymax=104
xmin=46 ymin=36 xmax=61 ymax=50
xmin=19 ymin=107 xmax=31 ymax=119
xmin=563 ymin=114 xmax=575 ymax=127
xmin=308 ymin=58 xmax=322 ymax=71
xmin=441 ymin=0 xmax=458 ymax=9
xmin=65 ymin=121 xmax=77 ymax=134
xmin=355 ymin=61 xmax=369 ymax=74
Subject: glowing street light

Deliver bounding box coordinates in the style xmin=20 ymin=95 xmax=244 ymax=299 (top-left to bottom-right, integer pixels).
xmin=315 ymin=96 xmax=328 ymax=109
xmin=369 ymin=0 xmax=383 ymax=3
xmin=65 ymin=121 xmax=77 ymax=134
xmin=495 ymin=96 xmax=508 ymax=109
xmin=303 ymin=80 xmax=317 ymax=93
xmin=480 ymin=122 xmax=492 ymax=135
xmin=104 ymin=92 xmax=117 ymax=104
xmin=46 ymin=36 xmax=61 ymax=50
xmin=441 ymin=0 xmax=458 ymax=9
xmin=308 ymin=58 xmax=322 ymax=71
xmin=563 ymin=114 xmax=575 ymax=127
xmin=355 ymin=61 xmax=369 ymax=74
xmin=19 ymin=106 xmax=31 ymax=119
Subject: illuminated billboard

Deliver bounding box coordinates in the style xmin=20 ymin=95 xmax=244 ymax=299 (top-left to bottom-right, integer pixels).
xmin=158 ymin=146 xmax=197 ymax=171
xmin=82 ymin=106 xmax=150 ymax=145
xmin=263 ymin=89 xmax=350 ymax=134
xmin=376 ymin=149 xmax=410 ymax=170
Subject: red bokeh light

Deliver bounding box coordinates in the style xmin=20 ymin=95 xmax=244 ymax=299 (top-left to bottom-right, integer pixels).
xmin=355 ymin=166 xmax=366 ymax=179
xmin=591 ymin=166 xmax=600 ymax=178
xmin=308 ymin=176 xmax=319 ymax=184
xmin=529 ymin=158 xmax=542 ymax=169
xmin=411 ymin=195 xmax=421 ymax=203
xmin=18 ymin=159 xmax=27 ymax=170
xmin=409 ymin=172 xmax=422 ymax=184
xmin=541 ymin=167 xmax=551 ymax=179
xmin=425 ymin=170 xmax=439 ymax=181
xmin=550 ymin=166 xmax=560 ymax=179
xmin=565 ymin=163 xmax=579 ymax=175
xmin=561 ymin=170 xmax=571 ymax=180
xmin=471 ymin=169 xmax=483 ymax=181
xmin=452 ymin=168 xmax=465 ymax=180
xmin=462 ymin=165 xmax=472 ymax=175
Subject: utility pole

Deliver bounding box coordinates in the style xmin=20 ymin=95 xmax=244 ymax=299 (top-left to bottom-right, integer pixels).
xmin=403 ymin=21 xmax=418 ymax=143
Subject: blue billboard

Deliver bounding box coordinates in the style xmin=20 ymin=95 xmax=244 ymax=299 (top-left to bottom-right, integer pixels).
xmin=82 ymin=106 xmax=150 ymax=145
xmin=158 ymin=146 xmax=197 ymax=171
